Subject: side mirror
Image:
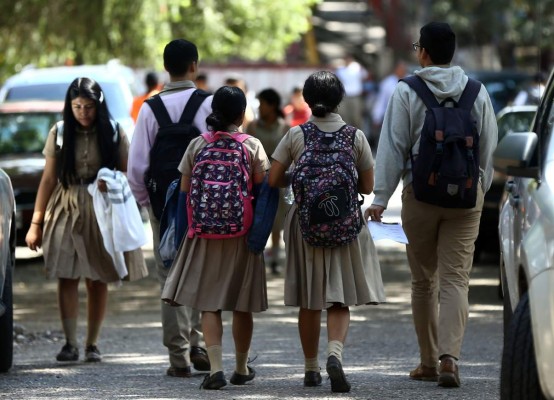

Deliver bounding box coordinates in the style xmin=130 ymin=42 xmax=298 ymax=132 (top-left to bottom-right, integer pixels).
xmin=493 ymin=131 xmax=539 ymax=178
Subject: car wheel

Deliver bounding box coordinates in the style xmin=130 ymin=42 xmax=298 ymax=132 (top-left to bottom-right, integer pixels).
xmin=500 ymin=292 xmax=545 ymax=400
xmin=0 ymin=248 xmax=14 ymax=373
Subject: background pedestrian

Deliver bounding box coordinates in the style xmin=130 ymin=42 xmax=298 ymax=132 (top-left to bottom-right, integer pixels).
xmin=246 ymin=88 xmax=290 ymax=275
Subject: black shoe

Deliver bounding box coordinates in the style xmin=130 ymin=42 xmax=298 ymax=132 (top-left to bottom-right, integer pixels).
xmin=190 ymin=346 xmax=211 ymax=371
xmin=326 ymin=355 xmax=351 ymax=393
xmin=230 ymin=366 xmax=256 ymax=385
xmin=84 ymin=344 xmax=102 ymax=362
xmin=200 ymin=371 xmax=227 ymax=390
xmin=56 ymin=342 xmax=79 ymax=362
xmin=166 ymin=366 xmax=192 ymax=378
xmin=304 ymin=370 xmax=322 ymax=387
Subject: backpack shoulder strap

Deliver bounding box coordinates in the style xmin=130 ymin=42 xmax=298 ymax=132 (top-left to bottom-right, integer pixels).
xmin=234 ymin=133 xmax=251 ymax=144
xmin=109 ymin=119 xmax=119 ymax=144
xmin=145 ymin=95 xmax=172 ymax=127
xmin=179 ymin=89 xmax=211 ymax=125
xmin=457 ymin=78 xmax=481 ymax=110
xmin=200 ymin=132 xmax=214 ymax=143
xmin=55 ymin=121 xmax=64 ymax=148
xmin=401 ymin=75 xmax=440 ymax=109
xmin=339 ymin=124 xmax=358 ymax=146
xmin=299 ymin=121 xmax=316 ymax=142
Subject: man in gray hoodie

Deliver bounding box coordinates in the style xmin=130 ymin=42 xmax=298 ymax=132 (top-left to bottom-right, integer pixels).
xmin=366 ymin=22 xmax=497 ymax=388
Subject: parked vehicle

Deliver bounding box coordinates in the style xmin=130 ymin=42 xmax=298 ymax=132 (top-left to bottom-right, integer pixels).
xmin=474 ymin=105 xmax=537 ymax=259
xmin=0 ymin=63 xmax=135 ymax=138
xmin=494 ymin=68 xmax=554 ymax=399
xmin=468 ymin=70 xmax=533 ymax=113
xmin=0 ymin=168 xmax=15 ymax=372
xmin=0 ymin=101 xmax=63 ymax=246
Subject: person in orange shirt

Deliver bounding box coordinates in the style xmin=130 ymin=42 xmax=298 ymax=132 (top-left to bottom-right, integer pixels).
xmin=283 ymin=87 xmax=311 ymax=127
xmin=131 ymin=72 xmax=160 ymax=122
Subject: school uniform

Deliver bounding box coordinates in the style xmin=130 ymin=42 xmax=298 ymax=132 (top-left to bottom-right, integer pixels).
xmin=162 ymin=132 xmax=271 ymax=312
xmin=42 ymin=124 xmax=147 ymax=283
xmin=271 ymin=113 xmax=386 ymax=310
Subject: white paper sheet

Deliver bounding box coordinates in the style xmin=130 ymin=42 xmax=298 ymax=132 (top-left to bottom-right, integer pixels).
xmin=368 ymin=221 xmax=409 ymax=244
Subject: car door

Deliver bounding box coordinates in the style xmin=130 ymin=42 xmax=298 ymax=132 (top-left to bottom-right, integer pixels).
xmin=500 ymin=75 xmax=554 ymax=312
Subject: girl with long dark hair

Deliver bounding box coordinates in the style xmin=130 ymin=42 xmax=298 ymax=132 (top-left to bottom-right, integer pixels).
xmin=25 ymin=77 xmax=146 ymax=363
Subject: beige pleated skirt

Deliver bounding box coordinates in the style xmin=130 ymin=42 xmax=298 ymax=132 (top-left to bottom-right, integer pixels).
xmin=161 ymin=235 xmax=268 ymax=313
xmin=42 ymin=183 xmax=147 ymax=283
xmin=283 ymin=204 xmax=386 ymax=310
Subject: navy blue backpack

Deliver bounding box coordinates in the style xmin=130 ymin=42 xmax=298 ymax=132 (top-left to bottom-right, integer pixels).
xmin=401 ymin=75 xmax=482 ymax=208
xmin=158 ymin=178 xmax=183 ymax=267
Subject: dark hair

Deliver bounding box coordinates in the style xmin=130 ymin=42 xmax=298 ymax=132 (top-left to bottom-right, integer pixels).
xmin=419 ymin=22 xmax=456 ymax=65
xmin=302 ymin=71 xmax=345 ymax=117
xmin=206 ymin=86 xmax=247 ymax=132
xmin=145 ymin=72 xmax=158 ymax=90
xmin=59 ymin=77 xmax=118 ymax=188
xmin=163 ymin=39 xmax=198 ymax=77
xmin=257 ymin=88 xmax=284 ymax=119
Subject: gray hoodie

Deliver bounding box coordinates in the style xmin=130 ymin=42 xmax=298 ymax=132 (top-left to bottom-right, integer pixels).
xmin=372 ymin=65 xmax=498 ymax=209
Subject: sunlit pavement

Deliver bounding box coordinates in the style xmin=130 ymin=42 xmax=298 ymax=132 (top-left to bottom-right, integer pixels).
xmin=6 ymin=183 xmax=503 ymax=399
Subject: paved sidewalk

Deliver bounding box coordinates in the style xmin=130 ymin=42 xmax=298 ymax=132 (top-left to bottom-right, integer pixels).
xmin=4 ymin=242 xmax=503 ymax=399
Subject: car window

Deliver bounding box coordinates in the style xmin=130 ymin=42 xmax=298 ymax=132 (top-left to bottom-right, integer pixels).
xmin=0 ymin=112 xmax=59 ymax=154
xmin=6 ymin=82 xmax=130 ymax=121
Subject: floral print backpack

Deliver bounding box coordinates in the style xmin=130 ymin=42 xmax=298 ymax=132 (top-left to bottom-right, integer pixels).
xmin=187 ymin=131 xmax=253 ymax=239
xmin=292 ymin=122 xmax=363 ymax=248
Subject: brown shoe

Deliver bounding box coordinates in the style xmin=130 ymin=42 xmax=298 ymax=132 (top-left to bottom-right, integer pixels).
xmin=409 ymin=363 xmax=439 ymax=381
xmin=438 ymin=357 xmax=460 ymax=387
xmin=166 ymin=366 xmax=192 ymax=378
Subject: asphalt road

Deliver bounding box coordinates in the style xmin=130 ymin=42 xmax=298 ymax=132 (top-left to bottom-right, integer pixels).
xmin=1 ymin=239 xmax=503 ymax=400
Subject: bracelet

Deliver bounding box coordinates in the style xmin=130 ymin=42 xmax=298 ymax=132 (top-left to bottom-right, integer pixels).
xmin=31 ymin=221 xmax=42 ymax=226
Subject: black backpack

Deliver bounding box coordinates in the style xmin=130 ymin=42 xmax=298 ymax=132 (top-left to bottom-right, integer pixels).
xmin=401 ymin=75 xmax=481 ymax=208
xmin=144 ymin=89 xmax=210 ymax=219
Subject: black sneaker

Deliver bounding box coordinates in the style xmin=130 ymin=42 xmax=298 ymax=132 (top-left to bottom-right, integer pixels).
xmin=56 ymin=342 xmax=79 ymax=362
xmin=200 ymin=371 xmax=227 ymax=390
xmin=190 ymin=346 xmax=210 ymax=371
xmin=326 ymin=355 xmax=351 ymax=393
xmin=85 ymin=344 xmax=102 ymax=362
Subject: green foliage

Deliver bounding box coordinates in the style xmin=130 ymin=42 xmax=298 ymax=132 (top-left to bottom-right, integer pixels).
xmin=0 ymin=0 xmax=319 ymax=82
xmin=429 ymin=0 xmax=554 ymax=49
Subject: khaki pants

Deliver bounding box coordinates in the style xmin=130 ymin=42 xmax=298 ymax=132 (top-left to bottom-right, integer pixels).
xmin=401 ymin=184 xmax=483 ymax=367
xmin=148 ymin=207 xmax=203 ymax=369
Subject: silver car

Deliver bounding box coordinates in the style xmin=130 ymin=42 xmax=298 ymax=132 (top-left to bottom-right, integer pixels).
xmin=494 ymin=69 xmax=554 ymax=399
xmin=0 ymin=168 xmax=15 ymax=372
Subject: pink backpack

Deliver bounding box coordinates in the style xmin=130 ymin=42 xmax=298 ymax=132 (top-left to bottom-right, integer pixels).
xmin=187 ymin=131 xmax=253 ymax=239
